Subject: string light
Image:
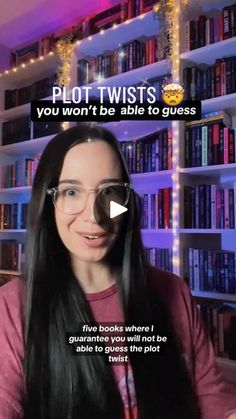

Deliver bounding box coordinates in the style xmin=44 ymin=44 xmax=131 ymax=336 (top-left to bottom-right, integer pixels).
xmin=54 ymin=35 xmax=76 ymax=87
xmin=61 ymin=122 xmax=69 ymax=130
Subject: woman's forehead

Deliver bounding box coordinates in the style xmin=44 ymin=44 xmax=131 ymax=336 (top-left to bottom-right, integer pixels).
xmin=59 ymin=141 xmax=122 ymax=180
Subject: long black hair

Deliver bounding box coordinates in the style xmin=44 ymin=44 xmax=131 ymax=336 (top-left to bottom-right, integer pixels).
xmin=23 ymin=123 xmax=201 ymax=418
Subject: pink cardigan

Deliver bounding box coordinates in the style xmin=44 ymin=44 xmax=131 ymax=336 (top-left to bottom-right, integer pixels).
xmin=0 ymin=267 xmax=236 ymax=418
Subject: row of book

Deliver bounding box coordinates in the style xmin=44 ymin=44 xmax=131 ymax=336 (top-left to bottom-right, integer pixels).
xmin=185 ymin=118 xmax=236 ymax=168
xmin=2 ymin=117 xmax=61 ymax=145
xmin=9 ymin=0 xmax=156 ymax=68
xmin=2 ymin=116 xmax=30 ymax=145
xmin=120 ymin=129 xmax=172 ymax=174
xmin=0 ymin=203 xmax=29 ymax=230
xmin=1 ymin=157 xmax=40 ymax=188
xmin=77 ymin=37 xmax=164 ymax=85
xmin=184 ymin=185 xmax=236 ymax=229
xmin=185 ymin=248 xmax=236 ymax=294
xmin=183 ymin=56 xmax=236 ymax=101
xmin=4 ymin=74 xmax=57 ymax=110
xmin=0 ymin=241 xmax=24 ymax=271
xmin=10 ymin=37 xmax=54 ymax=67
xmin=144 ymin=247 xmax=173 ymax=272
xmin=184 ymin=4 xmax=236 ymax=51
xmin=139 ymin=189 xmax=172 ymax=229
xmin=198 ymin=302 xmax=236 ymax=360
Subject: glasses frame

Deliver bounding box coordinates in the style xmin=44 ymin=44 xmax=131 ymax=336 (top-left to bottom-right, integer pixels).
xmin=46 ymin=182 xmax=132 ymax=215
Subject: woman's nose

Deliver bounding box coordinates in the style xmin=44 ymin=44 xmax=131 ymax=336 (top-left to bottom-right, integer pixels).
xmin=80 ymin=191 xmax=97 ymax=222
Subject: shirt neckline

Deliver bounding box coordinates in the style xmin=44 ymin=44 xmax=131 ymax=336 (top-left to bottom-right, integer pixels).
xmin=85 ymin=282 xmax=117 ymax=301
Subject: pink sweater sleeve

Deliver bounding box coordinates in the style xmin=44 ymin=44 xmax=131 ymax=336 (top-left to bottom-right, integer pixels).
xmin=186 ymin=285 xmax=236 ymax=419
xmin=0 ymin=280 xmax=25 ymax=419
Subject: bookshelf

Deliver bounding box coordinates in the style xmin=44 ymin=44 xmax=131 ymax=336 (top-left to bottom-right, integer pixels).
xmin=0 ymin=0 xmax=236 ymax=381
xmin=178 ymin=0 xmax=236 ymax=382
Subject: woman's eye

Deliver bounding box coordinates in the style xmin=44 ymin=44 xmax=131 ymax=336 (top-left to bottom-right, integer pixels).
xmin=103 ymin=187 xmax=116 ymax=195
xmin=62 ymin=188 xmax=80 ymax=197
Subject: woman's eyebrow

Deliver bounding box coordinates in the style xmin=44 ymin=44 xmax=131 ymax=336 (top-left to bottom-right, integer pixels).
xmin=58 ymin=178 xmax=122 ymax=185
xmin=58 ymin=179 xmax=82 ymax=185
xmin=98 ymin=178 xmax=123 ymax=184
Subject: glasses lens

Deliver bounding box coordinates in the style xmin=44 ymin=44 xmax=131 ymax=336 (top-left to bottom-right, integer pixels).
xmin=98 ymin=184 xmax=128 ymax=210
xmin=55 ymin=187 xmax=84 ymax=214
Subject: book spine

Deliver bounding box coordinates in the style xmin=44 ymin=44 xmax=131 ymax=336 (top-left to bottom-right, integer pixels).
xmin=223 ymin=6 xmax=231 ymax=39
xmin=202 ymin=126 xmax=208 ymax=166
xmin=211 ymin=185 xmax=216 ymax=229
xmin=223 ymin=127 xmax=229 ymax=164
xmin=193 ymin=249 xmax=200 ymax=291
xmin=224 ymin=189 xmax=230 ymax=229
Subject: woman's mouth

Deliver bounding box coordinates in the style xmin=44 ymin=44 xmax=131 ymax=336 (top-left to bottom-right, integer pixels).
xmin=77 ymin=232 xmax=109 ymax=247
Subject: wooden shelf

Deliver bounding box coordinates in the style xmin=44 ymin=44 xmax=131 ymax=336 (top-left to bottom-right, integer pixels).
xmin=181 ymin=37 xmax=236 ymax=66
xmin=132 ymin=170 xmax=173 ymax=188
xmin=105 ymin=120 xmax=171 ymax=140
xmin=0 ymin=269 xmax=21 ymax=276
xmin=0 ymin=186 xmax=31 ymax=194
xmin=0 ymin=53 xmax=58 ymax=89
xmin=201 ymin=93 xmax=236 ymax=114
xmin=180 ymin=163 xmax=236 ymax=177
xmin=0 ymin=134 xmax=54 ymax=155
xmin=141 ymin=229 xmax=173 ymax=234
xmin=0 ymin=229 xmax=26 ymax=233
xmin=0 ymin=96 xmax=52 ymax=122
xmin=192 ymin=290 xmax=236 ymax=302
xmin=180 ymin=229 xmax=236 ymax=234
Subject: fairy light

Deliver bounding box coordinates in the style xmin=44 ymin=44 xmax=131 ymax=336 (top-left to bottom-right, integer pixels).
xmin=61 ymin=122 xmax=69 ymax=130
xmin=55 ymin=36 xmax=75 ymax=87
xmin=95 ymin=73 xmax=104 ymax=83
xmin=119 ymin=50 xmax=126 ymax=59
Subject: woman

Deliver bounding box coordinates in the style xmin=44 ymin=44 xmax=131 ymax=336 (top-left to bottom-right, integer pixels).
xmin=0 ymin=123 xmax=236 ymax=419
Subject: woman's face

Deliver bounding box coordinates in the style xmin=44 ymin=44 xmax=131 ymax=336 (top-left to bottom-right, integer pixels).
xmin=55 ymin=140 xmax=125 ymax=264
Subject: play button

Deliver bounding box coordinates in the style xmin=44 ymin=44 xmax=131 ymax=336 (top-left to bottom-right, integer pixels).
xmin=110 ymin=201 xmax=128 ymax=219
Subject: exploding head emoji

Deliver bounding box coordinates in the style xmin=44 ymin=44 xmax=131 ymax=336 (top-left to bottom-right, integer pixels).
xmin=162 ymin=83 xmax=184 ymax=106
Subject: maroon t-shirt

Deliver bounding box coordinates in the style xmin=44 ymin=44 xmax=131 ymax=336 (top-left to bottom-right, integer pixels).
xmin=0 ymin=267 xmax=236 ymax=419
xmin=85 ymin=283 xmax=137 ymax=419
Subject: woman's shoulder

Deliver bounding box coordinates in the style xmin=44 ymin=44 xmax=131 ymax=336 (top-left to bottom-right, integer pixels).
xmin=146 ymin=265 xmax=190 ymax=299
xmin=146 ymin=266 xmax=194 ymax=326
xmin=0 ymin=277 xmax=24 ymax=303
xmin=0 ymin=278 xmax=25 ymax=329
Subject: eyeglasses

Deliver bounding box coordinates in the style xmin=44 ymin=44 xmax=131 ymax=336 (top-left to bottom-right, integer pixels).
xmin=47 ymin=182 xmax=132 ymax=215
